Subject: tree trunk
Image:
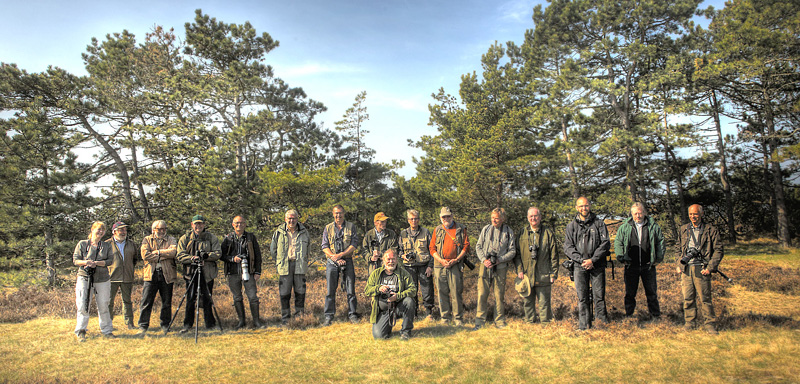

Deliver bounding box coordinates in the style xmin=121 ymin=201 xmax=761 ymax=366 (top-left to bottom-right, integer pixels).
xmin=79 ymin=115 xmax=142 ymax=224
xmin=560 ymin=117 xmax=581 ymax=199
xmin=710 ymin=90 xmax=736 ymax=244
xmin=129 ymin=130 xmax=152 ymax=223
xmin=764 ymin=101 xmax=791 ymax=247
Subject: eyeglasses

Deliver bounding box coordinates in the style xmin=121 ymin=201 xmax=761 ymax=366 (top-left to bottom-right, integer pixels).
xmin=233 ymin=222 xmax=246 ymax=225
xmin=408 ymin=217 xmax=419 ymax=221
xmin=154 ymin=227 xmax=167 ymax=231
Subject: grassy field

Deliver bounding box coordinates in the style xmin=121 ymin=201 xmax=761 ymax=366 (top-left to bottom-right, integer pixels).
xmin=1 ymin=240 xmax=799 ymax=383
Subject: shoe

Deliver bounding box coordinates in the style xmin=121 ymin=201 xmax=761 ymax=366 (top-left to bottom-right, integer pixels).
xmin=705 ymin=324 xmax=719 ymax=335
xmin=127 ymin=323 xmax=136 ymax=330
xmin=137 ymin=328 xmax=147 ymax=337
xmin=400 ymin=331 xmax=410 ymax=340
xmin=472 ymin=320 xmax=484 ymax=331
xmin=453 ymin=320 xmax=463 ymax=327
xmin=281 ymin=318 xmax=289 ymax=326
xmin=161 ymin=326 xmax=169 ymax=333
xmin=683 ymin=322 xmax=694 ymax=331
xmin=179 ymin=326 xmax=190 ymax=334
xmin=495 ymin=322 xmax=507 ymax=329
xmin=322 ymin=317 xmax=333 ymax=327
xmin=76 ymin=330 xmax=86 ymax=342
xmin=349 ymin=315 xmax=360 ymax=324
xmin=103 ymin=333 xmax=116 ymax=339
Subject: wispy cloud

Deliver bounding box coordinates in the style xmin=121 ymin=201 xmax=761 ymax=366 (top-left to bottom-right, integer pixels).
xmin=498 ymin=0 xmax=537 ymax=23
xmin=278 ymin=62 xmax=364 ymax=78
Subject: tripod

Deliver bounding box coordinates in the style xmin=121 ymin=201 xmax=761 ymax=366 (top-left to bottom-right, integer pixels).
xmin=166 ymin=261 xmax=223 ymax=342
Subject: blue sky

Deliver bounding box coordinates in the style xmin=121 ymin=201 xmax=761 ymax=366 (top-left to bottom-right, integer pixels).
xmin=1 ymin=0 xmax=724 ymax=178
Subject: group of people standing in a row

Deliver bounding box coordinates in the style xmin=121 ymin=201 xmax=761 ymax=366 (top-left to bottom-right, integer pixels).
xmin=72 ymin=197 xmax=723 ymax=342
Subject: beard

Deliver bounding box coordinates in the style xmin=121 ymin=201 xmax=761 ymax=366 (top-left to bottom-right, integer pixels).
xmin=385 ymin=263 xmax=397 ymax=273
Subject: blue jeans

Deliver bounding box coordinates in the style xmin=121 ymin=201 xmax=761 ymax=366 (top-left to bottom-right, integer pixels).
xmin=324 ymin=259 xmax=357 ymax=319
xmin=573 ymin=263 xmax=608 ymax=329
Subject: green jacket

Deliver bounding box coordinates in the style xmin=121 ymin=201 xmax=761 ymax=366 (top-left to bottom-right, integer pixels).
xmin=271 ymin=223 xmax=310 ymax=275
xmin=177 ymin=230 xmax=221 ymax=282
xmin=364 ymin=265 xmax=416 ymax=324
xmin=514 ymin=225 xmax=559 ymax=286
xmin=106 ymin=238 xmax=138 ymax=283
xmin=614 ymin=216 xmax=665 ymax=265
xmin=362 ymin=228 xmax=399 ymax=266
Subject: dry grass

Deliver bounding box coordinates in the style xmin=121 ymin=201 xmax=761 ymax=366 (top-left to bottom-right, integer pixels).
xmin=1 ymin=243 xmax=799 ymax=383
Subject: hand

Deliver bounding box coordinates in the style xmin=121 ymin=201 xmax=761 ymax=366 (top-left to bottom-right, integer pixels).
xmin=701 ymin=268 xmax=710 ymax=276
xmin=581 ymin=259 xmax=594 ymax=270
xmin=402 ymin=253 xmax=410 ymax=263
xmin=517 ymin=272 xmax=524 ymax=279
xmin=550 ymin=277 xmax=555 ymax=283
xmin=331 ymin=253 xmax=341 ymax=262
xmin=675 ymin=267 xmax=681 ymax=275
xmin=233 ymin=256 xmax=242 ymax=263
xmin=191 ymin=255 xmax=201 ymax=262
xmin=85 ymin=260 xmax=96 ymax=268
xmin=483 ymin=259 xmax=494 ymax=269
xmin=387 ymin=292 xmax=398 ymax=302
xmin=337 ymin=259 xmax=346 ymax=267
xmin=371 ymin=251 xmax=379 ymax=262
xmin=253 ymin=273 xmax=260 ymax=281
xmin=379 ymin=285 xmax=389 ymax=294
xmin=425 ymin=267 xmax=432 ymax=277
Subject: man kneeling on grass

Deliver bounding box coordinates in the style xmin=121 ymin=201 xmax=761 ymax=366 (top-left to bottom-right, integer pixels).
xmin=365 ymin=249 xmax=417 ymax=340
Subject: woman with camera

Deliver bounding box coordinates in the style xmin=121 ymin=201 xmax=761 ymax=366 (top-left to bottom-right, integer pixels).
xmin=72 ymin=221 xmax=114 ymax=341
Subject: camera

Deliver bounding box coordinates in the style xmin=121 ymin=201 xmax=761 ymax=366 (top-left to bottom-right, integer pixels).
xmin=381 ymin=287 xmax=398 ymax=300
xmin=405 ymin=251 xmax=417 ymax=263
xmin=333 ymin=238 xmax=344 ymax=253
xmin=561 ymin=259 xmax=575 ymax=281
xmin=680 ymin=247 xmax=701 ymax=265
xmin=485 ymin=251 xmax=498 ymax=279
xmin=529 ymin=244 xmax=539 ymax=261
xmin=370 ymin=239 xmax=379 ymax=250
xmin=82 ymin=265 xmax=96 ymax=275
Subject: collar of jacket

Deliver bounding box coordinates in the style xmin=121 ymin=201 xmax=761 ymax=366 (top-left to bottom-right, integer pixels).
xmin=575 ymin=212 xmax=596 ymax=225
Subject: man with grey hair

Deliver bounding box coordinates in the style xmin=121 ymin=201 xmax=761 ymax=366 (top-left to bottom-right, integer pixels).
xmin=138 ymin=220 xmax=178 ymax=335
xmin=514 ymin=207 xmax=559 ymax=324
xmin=429 ymin=207 xmax=470 ymax=326
xmin=675 ymin=204 xmax=723 ymax=334
xmin=365 ymin=249 xmax=417 ymax=340
xmin=271 ymin=209 xmax=310 ymax=325
xmin=474 ymin=208 xmax=515 ymax=329
xmin=614 ymin=202 xmax=665 ymax=319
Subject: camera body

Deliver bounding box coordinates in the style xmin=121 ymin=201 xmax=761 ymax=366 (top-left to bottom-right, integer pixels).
xmin=405 ymin=250 xmax=417 ymax=263
xmin=680 ymin=247 xmax=702 ymax=265
xmin=370 ymin=239 xmax=380 ymax=250
xmin=487 ymin=251 xmax=498 ymax=266
xmin=333 ymin=239 xmax=344 ymax=254
xmin=529 ymin=244 xmax=539 ymax=261
xmin=82 ymin=265 xmax=96 ymax=276
xmin=561 ymin=259 xmax=575 ymax=281
xmin=380 ymin=287 xmax=398 ymax=300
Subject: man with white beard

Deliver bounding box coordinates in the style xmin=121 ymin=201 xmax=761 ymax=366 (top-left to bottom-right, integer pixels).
xmin=364 ymin=249 xmax=417 ymax=340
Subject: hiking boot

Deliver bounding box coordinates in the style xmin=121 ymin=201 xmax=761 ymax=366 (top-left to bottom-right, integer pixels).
xmin=234 ymin=302 xmax=246 ymax=330
xmin=179 ymin=326 xmax=191 ymax=334
xmin=76 ymin=330 xmax=86 ymax=342
xmin=495 ymin=322 xmax=507 ymax=329
xmin=683 ymin=322 xmax=694 ymax=331
xmin=453 ymin=320 xmax=463 ymax=327
xmin=137 ymin=328 xmax=147 ymax=338
xmin=127 ymin=323 xmax=137 ymax=330
xmin=322 ymin=317 xmax=333 ymax=327
xmin=472 ymin=320 xmax=484 ymax=331
xmin=103 ymin=333 xmax=116 ymax=339
xmin=705 ymin=324 xmax=719 ymax=335
xmin=349 ymin=314 xmax=360 ymax=324
xmin=400 ymin=331 xmax=410 ymax=341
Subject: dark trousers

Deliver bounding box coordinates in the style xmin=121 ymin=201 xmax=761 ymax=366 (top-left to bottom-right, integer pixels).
xmin=138 ymin=269 xmax=174 ymax=329
xmin=372 ymin=297 xmax=415 ymax=339
xmin=405 ymin=264 xmax=434 ymax=314
xmin=226 ymin=273 xmax=259 ymax=305
xmin=324 ymin=259 xmax=357 ymax=319
xmin=184 ymin=277 xmax=215 ymax=328
xmin=624 ymin=263 xmax=660 ymax=317
xmin=279 ymin=260 xmax=306 ymax=319
xmin=574 ymin=263 xmax=608 ymax=329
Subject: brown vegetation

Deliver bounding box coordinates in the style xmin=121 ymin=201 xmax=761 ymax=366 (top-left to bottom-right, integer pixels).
xmin=1 ymin=258 xmax=797 ymax=332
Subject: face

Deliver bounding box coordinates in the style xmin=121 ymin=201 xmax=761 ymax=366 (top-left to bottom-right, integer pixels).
xmin=407 ymin=214 xmax=419 ymax=229
xmin=152 ymin=223 xmax=167 ymax=239
xmin=383 ymin=252 xmax=398 ymax=272
xmin=332 ymin=208 xmax=345 ymax=224
xmin=688 ymin=205 xmax=703 ymax=227
xmin=285 ymin=213 xmax=298 ymax=228
xmin=576 ymin=198 xmax=591 ymax=218
xmin=491 ymin=212 xmax=504 ymax=228
xmin=232 ymin=217 xmax=246 ymax=234
xmin=440 ymin=214 xmax=453 ymax=227
xmin=631 ymin=207 xmax=645 ymax=224
xmin=113 ymin=226 xmax=127 ymax=242
xmin=192 ymin=221 xmax=205 ymax=235
xmin=374 ymin=219 xmax=387 ymax=232
xmin=527 ymin=208 xmax=541 ymax=229
xmin=91 ymin=226 xmax=106 ymax=241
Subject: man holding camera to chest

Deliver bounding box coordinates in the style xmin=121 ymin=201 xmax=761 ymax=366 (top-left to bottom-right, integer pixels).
xmin=365 ymin=249 xmax=416 ymax=340
xmin=221 ymin=215 xmax=263 ymax=329
xmin=363 ymin=212 xmax=399 ymax=276
xmin=474 ymin=208 xmax=516 ymax=330
xmin=177 ymin=215 xmax=221 ymax=333
xmin=675 ymin=204 xmax=723 ymax=335
xmin=514 ymin=207 xmax=559 ymax=324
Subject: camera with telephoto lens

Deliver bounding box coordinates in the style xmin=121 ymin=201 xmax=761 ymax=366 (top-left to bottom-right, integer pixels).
xmin=238 ymin=254 xmax=251 ymax=281
xmin=681 ymin=247 xmax=702 ymax=265
xmin=529 ymin=244 xmax=539 ymax=261
xmin=561 ymin=259 xmax=575 ymax=281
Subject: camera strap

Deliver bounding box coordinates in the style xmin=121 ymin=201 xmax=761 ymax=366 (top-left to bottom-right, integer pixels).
xmin=688 ymin=225 xmax=702 ymax=250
